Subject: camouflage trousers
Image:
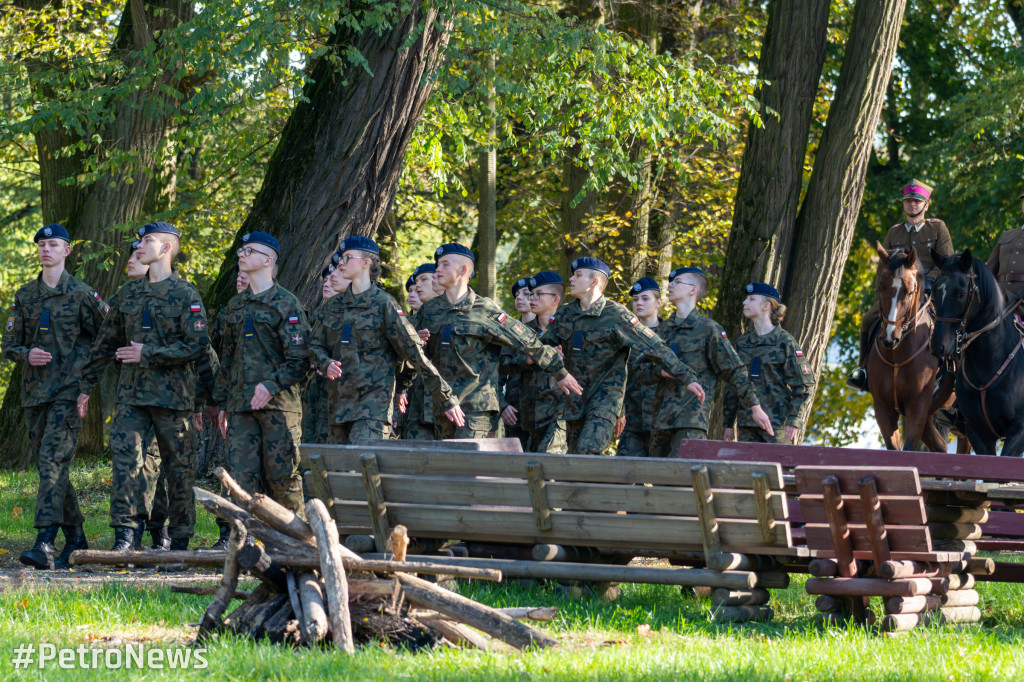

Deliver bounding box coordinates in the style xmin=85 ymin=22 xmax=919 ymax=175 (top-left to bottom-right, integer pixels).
xmin=566 ymin=414 xmax=616 ymax=455
xmin=401 ymin=418 xmax=435 ymax=441
xmin=617 ymin=429 xmax=652 ymax=458
xmin=109 ymin=404 xmax=195 ymax=538
xmin=135 ymin=426 xmax=168 ymax=528
xmin=328 ymin=419 xmax=390 ymax=444
xmin=226 ymin=409 xmax=304 ymax=516
xmin=24 ymin=400 xmax=84 ymax=528
xmin=649 ymin=428 xmax=707 ymax=458
xmin=524 ymin=419 xmax=566 ymax=454
xmin=737 ymin=426 xmax=790 ymax=444
xmin=435 ymin=411 xmax=501 ymax=440
xmin=504 ymin=424 xmax=529 ymax=452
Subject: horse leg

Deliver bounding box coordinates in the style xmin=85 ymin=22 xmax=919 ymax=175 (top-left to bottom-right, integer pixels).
xmin=874 ymin=402 xmax=902 ymax=450
xmin=999 ymin=422 xmax=1024 ymax=457
xmin=964 ymin=422 xmax=998 ymax=455
xmin=956 ymin=436 xmax=972 ymax=454
xmin=919 ymin=413 xmax=947 ymax=453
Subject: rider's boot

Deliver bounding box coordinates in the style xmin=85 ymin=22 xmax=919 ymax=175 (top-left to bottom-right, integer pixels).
xmin=846 ymin=326 xmax=873 ymax=391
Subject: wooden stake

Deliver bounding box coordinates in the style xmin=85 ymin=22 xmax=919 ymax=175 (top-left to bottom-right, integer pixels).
xmin=297 ymin=571 xmax=329 ymax=645
xmin=196 ymin=519 xmax=246 ymax=644
xmin=359 ymin=453 xmax=391 ymax=552
xmin=691 ymin=465 xmax=722 ymax=557
xmin=429 ymin=619 xmax=491 ymax=650
xmin=525 ymin=461 xmax=553 ymax=532
xmin=306 ymin=498 xmax=355 ymax=653
xmin=751 ymin=472 xmax=776 ymax=545
xmin=285 ymin=572 xmax=308 ymax=644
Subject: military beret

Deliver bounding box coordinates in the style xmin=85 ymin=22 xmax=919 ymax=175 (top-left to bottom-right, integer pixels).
xmin=413 ymin=263 xmax=436 ymax=279
xmin=241 ymin=231 xmax=280 ymax=255
xmin=570 ymin=256 xmax=610 ymax=277
xmin=320 ymin=264 xmax=333 ymax=280
xmin=330 ymin=250 xmax=343 ymax=268
xmin=128 ymin=239 xmax=142 ymax=256
xmin=434 ymin=243 xmax=475 ymax=262
xmin=342 ymin=235 xmax=379 ymax=255
xmin=745 ymin=281 xmax=780 ymax=301
xmin=529 ymin=271 xmax=563 ymax=289
xmin=406 ymin=274 xmax=417 ymax=291
xmin=630 ymin=277 xmax=660 ymax=295
xmin=901 ymin=179 xmax=932 ymax=201
xmin=137 ymin=221 xmax=180 ymax=238
xmin=669 ymin=266 xmax=706 ymax=281
xmin=34 ymin=223 xmax=70 ymax=243
xmin=512 ymin=278 xmax=531 ymax=295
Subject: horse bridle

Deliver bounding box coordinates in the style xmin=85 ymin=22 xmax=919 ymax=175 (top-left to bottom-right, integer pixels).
xmin=881 ymin=273 xmax=924 ymax=345
xmin=931 ymin=269 xmax=979 ymax=356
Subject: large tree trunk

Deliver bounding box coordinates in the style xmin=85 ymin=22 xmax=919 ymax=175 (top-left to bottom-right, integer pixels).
xmin=476 ymin=56 xmax=498 ymax=300
xmin=204 ymin=5 xmax=452 ymax=310
xmin=711 ymin=0 xmax=830 ymax=338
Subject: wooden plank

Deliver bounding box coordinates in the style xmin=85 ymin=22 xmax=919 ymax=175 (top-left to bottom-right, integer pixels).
xmin=980 ymin=510 xmax=1024 ymax=538
xmin=810 ymin=549 xmax=966 ymax=562
xmin=445 ymin=437 xmax=524 ymax=452
xmin=752 ymin=472 xmax=777 ymax=545
xmin=799 ymin=495 xmax=926 ymax=525
xmin=820 ymin=475 xmax=867 ymax=623
xmin=796 ymin=466 xmax=921 ymax=496
xmin=302 ymin=444 xmax=787 ymax=489
xmin=691 ymin=465 xmax=722 ymax=557
xmin=525 ymin=461 xmax=552 ymax=532
xmin=804 ymin=524 xmax=931 ymax=553
xmin=359 ymin=453 xmax=390 ymax=552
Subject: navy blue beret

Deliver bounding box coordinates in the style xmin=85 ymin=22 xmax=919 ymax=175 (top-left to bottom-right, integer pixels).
xmin=529 ymin=271 xmax=563 ymax=289
xmin=512 ymin=277 xmax=531 ymax=295
xmin=434 ymin=243 xmax=475 ymax=262
xmin=745 ymin=281 xmax=780 ymax=301
xmin=320 ymin=265 xmax=333 ymax=280
xmin=406 ymin=274 xmax=417 ymax=291
xmin=413 ymin=263 xmax=436 ymax=279
xmin=137 ymin=222 xmax=179 ymax=238
xmin=34 ymin=223 xmax=70 ymax=243
xmin=330 ymin=250 xmax=342 ymax=268
xmin=128 ymin=239 xmax=141 ymax=256
xmin=630 ymin=277 xmax=660 ymax=295
xmin=342 ymin=235 xmax=379 ymax=255
xmin=669 ymin=266 xmax=706 ymax=281
xmin=241 ymin=231 xmax=280 ymax=255
xmin=570 ymin=256 xmax=610 ymax=277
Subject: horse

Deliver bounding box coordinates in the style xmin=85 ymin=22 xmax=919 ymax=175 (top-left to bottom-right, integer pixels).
xmin=929 ymin=248 xmax=1024 ymax=456
xmin=866 ymin=244 xmax=947 ymax=451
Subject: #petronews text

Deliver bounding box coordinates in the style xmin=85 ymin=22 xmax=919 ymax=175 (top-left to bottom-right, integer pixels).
xmin=11 ymin=642 xmax=208 ymax=670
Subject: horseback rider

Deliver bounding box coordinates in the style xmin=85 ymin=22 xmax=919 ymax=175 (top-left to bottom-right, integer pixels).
xmin=848 ymin=180 xmax=954 ymax=391
xmin=986 ymin=188 xmax=1024 ymax=307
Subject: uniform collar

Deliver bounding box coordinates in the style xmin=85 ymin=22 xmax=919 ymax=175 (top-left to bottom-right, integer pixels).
xmin=571 ymin=295 xmax=607 ymax=317
xmin=672 ymin=308 xmax=700 ymax=328
xmin=441 ymin=288 xmax=478 ymax=312
xmin=36 ymin=270 xmax=71 ymax=295
xmin=142 ymin=272 xmax=179 ymax=300
xmin=339 ymin=284 xmax=375 ymax=308
xmin=905 ymin=221 xmax=925 ymax=233
xmin=246 ymin=282 xmax=279 ymax=303
xmin=749 ymin=324 xmax=780 ymax=343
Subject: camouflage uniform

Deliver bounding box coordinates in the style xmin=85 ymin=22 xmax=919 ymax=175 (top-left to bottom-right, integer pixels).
xmin=724 ymin=325 xmax=815 ymax=443
xmin=301 ymin=304 xmax=332 ymax=445
xmin=499 ymin=339 xmax=529 ymax=449
xmin=309 ymin=285 xmax=457 ymax=444
xmin=80 ymin=274 xmax=210 ymax=538
xmin=499 ymin=317 xmax=567 ymax=453
xmin=2 ymin=270 xmax=106 ymax=528
xmin=641 ymin=310 xmax=760 ymax=457
xmin=540 ymin=297 xmax=696 ymax=455
xmin=617 ymin=319 xmax=662 ymax=458
xmin=418 ymin=289 xmax=566 ymax=439
xmin=986 ymin=226 xmax=1024 ymax=303
xmin=213 ymin=283 xmax=310 ymax=515
xmin=399 ymin=308 xmax=437 ymax=441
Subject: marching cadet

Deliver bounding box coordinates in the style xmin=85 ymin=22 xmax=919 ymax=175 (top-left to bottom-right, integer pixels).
xmin=391 ymin=272 xmax=422 ymax=436
xmin=617 ymin=277 xmax=663 ymax=457
xmin=78 ymin=222 xmax=211 ymax=552
xmin=400 ymin=263 xmax=442 ymax=440
xmin=302 ymin=251 xmax=346 ymax=446
xmin=849 ymin=180 xmax=953 ymax=390
xmin=640 ymin=266 xmax=773 ymax=457
xmin=213 ymin=232 xmax=310 ymax=517
xmin=540 ymin=257 xmax=701 ymax=455
xmin=499 ymin=271 xmax=568 ymax=453
xmin=309 ymin=237 xmax=464 ymax=442
xmin=418 ymin=243 xmax=581 ymax=439
xmin=986 ymin=188 xmax=1024 ymax=304
xmin=723 ymin=282 xmax=815 ymax=443
xmin=499 ymin=277 xmax=536 ymax=448
xmin=3 ymin=224 xmax=107 ymax=570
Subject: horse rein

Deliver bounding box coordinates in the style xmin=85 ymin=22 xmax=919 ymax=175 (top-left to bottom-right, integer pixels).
xmin=872 ymin=293 xmax=933 ymax=415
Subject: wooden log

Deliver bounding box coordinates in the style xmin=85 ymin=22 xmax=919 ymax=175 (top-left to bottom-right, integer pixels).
xmin=924 ymin=505 xmax=988 ymax=524
xmin=815 ymin=595 xmax=843 ymax=613
xmin=195 ymin=487 xmax=320 ymax=558
xmin=711 ymin=588 xmax=770 ymax=607
xmin=941 ymin=589 xmax=979 ymax=607
xmin=753 ymin=572 xmax=790 ymax=589
xmin=933 ymin=605 xmax=982 ymax=623
xmin=706 ymin=553 xmax=780 ymax=572
xmin=388 ymin=525 xmax=409 ymax=562
xmin=932 ymin=539 xmax=976 ymax=552
xmin=429 ymin=618 xmax=491 ymax=650
xmin=285 ymin=572 xmax=307 ymax=644
xmin=237 ymin=542 xmax=288 ymax=592
xmin=247 ymin=594 xmax=290 ymax=640
xmin=932 ymin=573 xmax=974 ymax=592
xmin=815 ymin=610 xmax=877 ymax=628
xmin=348 ymin=579 xmax=399 ymax=597
xmin=306 ymin=498 xmax=355 ymax=653
xmin=808 ymin=558 xmax=839 ymax=578
xmin=691 ymin=465 xmax=722 ymax=556
xmin=262 ymin=600 xmax=302 ymax=646
xmin=858 ymin=476 xmax=892 ymax=572
xmin=805 ymin=577 xmax=933 ymax=597
xmin=396 ymin=572 xmax=557 ymax=649
xmin=879 ymin=560 xmax=957 ymax=579
xmin=525 ymin=461 xmax=553 ymax=532
xmin=532 ymin=544 xmax=600 ymax=563
xmin=883 ymin=595 xmax=941 ymax=614
xmin=881 ymin=612 xmax=923 ymax=632
xmin=412 ymin=606 xmax=559 ymax=622
xmin=222 ymin=583 xmax=272 ymax=630
xmin=359 ymin=453 xmax=391 ymax=552
xmin=967 ymin=557 xmax=995 ymax=576
xmin=821 ymin=475 xmax=867 ymax=623
xmin=711 ymin=605 xmax=774 ymax=623
xmin=170 ymin=585 xmax=249 ymax=600
xmin=927 ymin=522 xmax=982 ymax=541
xmin=73 ymin=549 xmax=228 ymax=567
xmin=298 ymin=571 xmax=329 ymax=645
xmin=343 ymin=534 xmax=377 ymax=554
xmin=196 ymin=519 xmax=246 ymax=644
xmin=250 ymin=493 xmax=315 ymax=544
xmin=882 ymin=606 xmax=982 ymax=631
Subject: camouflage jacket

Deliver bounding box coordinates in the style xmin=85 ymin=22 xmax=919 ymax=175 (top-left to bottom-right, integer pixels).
xmin=882 ymin=218 xmax=953 ymax=281
xmin=640 ymin=309 xmax=759 ymax=431
xmin=540 ymin=297 xmax=696 ymax=422
xmin=499 ymin=316 xmax=536 ymax=413
xmin=2 ymin=271 xmax=108 ymax=407
xmin=399 ymin=308 xmax=434 ymax=425
xmin=309 ymin=285 xmax=457 ymax=424
xmin=80 ymin=273 xmax=210 ymax=411
xmin=622 ymin=318 xmax=662 ymax=433
xmin=499 ymin=317 xmax=564 ymax=429
xmin=212 ymin=283 xmax=310 ymax=414
xmin=723 ymin=325 xmax=815 ymax=430
xmin=418 ymin=289 xmax=566 ymax=414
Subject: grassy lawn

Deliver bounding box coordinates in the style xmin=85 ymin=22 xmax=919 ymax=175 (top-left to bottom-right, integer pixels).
xmin=2 ymin=462 xmax=1024 ymax=680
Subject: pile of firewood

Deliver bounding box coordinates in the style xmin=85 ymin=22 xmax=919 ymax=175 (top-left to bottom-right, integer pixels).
xmin=70 ymin=468 xmax=558 ymax=652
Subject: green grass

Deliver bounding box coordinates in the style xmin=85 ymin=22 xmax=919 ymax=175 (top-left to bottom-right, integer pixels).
xmin=3 ymin=462 xmax=1024 ymax=680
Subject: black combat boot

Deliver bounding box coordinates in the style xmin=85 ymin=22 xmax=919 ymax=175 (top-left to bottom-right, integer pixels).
xmin=110 ymin=527 xmax=135 ymax=552
xmin=19 ymin=525 xmax=60 ymax=570
xmin=132 ymin=518 xmax=146 ymax=552
xmin=207 ymin=523 xmax=231 ymax=551
xmin=169 ymin=537 xmax=189 ymax=552
xmin=53 ymin=525 xmax=89 ymax=570
xmin=846 ymin=366 xmax=868 ymax=392
xmin=150 ymin=526 xmax=171 ymax=551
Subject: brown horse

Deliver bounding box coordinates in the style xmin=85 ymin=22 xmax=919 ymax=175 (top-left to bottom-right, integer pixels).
xmin=866 ymin=244 xmax=946 ymax=451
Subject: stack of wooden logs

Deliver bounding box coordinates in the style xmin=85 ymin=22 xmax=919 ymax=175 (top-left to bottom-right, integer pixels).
xmin=70 ymin=468 xmax=559 ymax=652
xmin=704 ymin=553 xmax=790 ymax=623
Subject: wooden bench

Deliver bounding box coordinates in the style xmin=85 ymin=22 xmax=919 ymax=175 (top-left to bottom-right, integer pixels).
xmin=796 ymin=465 xmax=981 ymax=631
xmin=302 ymin=441 xmax=809 ymax=622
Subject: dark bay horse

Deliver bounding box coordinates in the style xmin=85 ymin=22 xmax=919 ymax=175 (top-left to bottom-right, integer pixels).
xmin=867 ymin=244 xmax=946 ymax=451
xmin=929 ymin=249 xmax=1024 ymax=456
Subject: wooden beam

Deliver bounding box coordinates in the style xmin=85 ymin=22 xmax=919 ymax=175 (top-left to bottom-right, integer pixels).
xmin=525 ymin=461 xmax=553 ymax=532
xmin=359 ymin=453 xmax=391 ymax=552
xmin=691 ymin=465 xmax=722 ymax=557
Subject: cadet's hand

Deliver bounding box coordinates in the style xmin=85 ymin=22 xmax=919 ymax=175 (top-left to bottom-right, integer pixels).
xmin=397 ymin=393 xmax=408 ymax=414
xmin=613 ymin=415 xmax=626 ymax=438
xmin=218 ymin=409 xmax=228 ymax=439
xmin=444 ymin=404 xmax=466 ymax=427
xmin=417 ymin=329 xmax=430 ymax=342
xmin=751 ymin=405 xmax=774 ymax=436
xmin=785 ymin=425 xmax=798 ymax=443
xmin=553 ymin=345 xmax=564 ymax=358
xmin=193 ymin=412 xmax=203 ymax=431
xmin=251 ymin=383 xmax=272 ymax=410
xmin=501 ymin=405 xmax=518 ymax=427
xmin=115 ymin=341 xmax=144 ymax=363
xmin=76 ymin=393 xmax=90 ymax=419
xmin=28 ymin=348 xmax=52 ymax=366
xmin=557 ymin=373 xmax=584 ymax=396
xmin=723 ymin=427 xmax=734 ymax=441
xmin=686 ymin=382 xmax=706 ymax=403
xmin=325 ymin=360 xmax=343 ymax=380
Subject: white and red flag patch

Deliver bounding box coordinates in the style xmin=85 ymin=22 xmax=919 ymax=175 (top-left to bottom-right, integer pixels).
xmin=288 ymin=316 xmax=299 ymax=324
xmin=190 ymin=303 xmax=202 ymax=313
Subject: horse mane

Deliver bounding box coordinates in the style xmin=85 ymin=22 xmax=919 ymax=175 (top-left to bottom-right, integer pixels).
xmin=971 ymin=255 xmax=1005 ymax=313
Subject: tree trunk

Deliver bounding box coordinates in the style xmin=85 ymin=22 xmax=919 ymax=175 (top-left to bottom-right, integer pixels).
xmin=476 ymin=55 xmax=498 ymax=300
xmin=1007 ymin=0 xmax=1024 ymax=39
xmin=711 ymin=0 xmax=830 ymax=338
xmin=204 ymin=5 xmax=452 ymax=310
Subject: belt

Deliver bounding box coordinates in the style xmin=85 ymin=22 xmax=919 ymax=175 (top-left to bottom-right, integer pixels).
xmin=998 ymin=274 xmax=1024 ymax=283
